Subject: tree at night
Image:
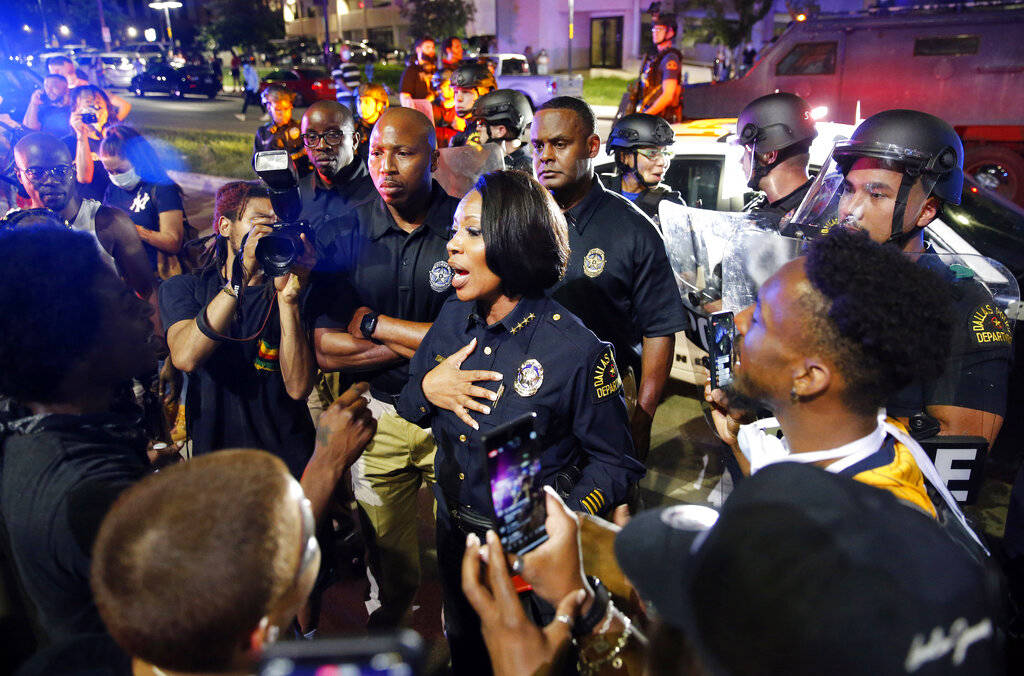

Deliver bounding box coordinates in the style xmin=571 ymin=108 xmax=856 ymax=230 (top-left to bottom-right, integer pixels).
xmin=399 ymin=0 xmax=476 ymax=41
xmin=200 ymin=0 xmax=285 ymax=52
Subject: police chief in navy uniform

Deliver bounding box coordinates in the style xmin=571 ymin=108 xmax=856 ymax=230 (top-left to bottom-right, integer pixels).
xmin=311 ymin=107 xmax=459 ymax=630
xmin=397 ymin=170 xmax=643 ymax=674
xmin=531 ymin=96 xmax=687 ymax=463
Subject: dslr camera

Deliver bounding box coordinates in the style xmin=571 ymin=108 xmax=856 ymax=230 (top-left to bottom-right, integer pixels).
xmin=254 ymin=219 xmax=313 ymax=277
xmin=252 ymin=149 xmax=311 ymax=277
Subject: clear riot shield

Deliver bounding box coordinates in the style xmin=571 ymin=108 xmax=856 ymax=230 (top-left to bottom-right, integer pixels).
xmin=434 ymin=143 xmax=505 ymax=200
xmin=659 ymin=200 xmax=801 ymax=353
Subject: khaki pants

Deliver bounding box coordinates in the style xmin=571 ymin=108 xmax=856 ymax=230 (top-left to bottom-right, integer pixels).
xmin=353 ymin=396 xmax=437 ymax=629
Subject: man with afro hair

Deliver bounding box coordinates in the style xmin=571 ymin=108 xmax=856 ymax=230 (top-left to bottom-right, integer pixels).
xmin=707 ymin=229 xmax=984 ymax=551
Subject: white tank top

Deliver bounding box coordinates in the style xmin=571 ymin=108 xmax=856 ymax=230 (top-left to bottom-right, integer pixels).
xmin=70 ymin=199 xmax=117 ymax=271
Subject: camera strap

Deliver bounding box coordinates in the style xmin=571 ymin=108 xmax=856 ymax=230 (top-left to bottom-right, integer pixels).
xmin=195 ymin=255 xmax=277 ymax=343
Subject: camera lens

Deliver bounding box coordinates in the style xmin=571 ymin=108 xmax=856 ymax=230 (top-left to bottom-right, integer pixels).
xmin=255 ymin=235 xmax=299 ymax=277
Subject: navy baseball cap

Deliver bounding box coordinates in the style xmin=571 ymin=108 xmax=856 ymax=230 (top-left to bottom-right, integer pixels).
xmin=615 ymin=463 xmax=1004 ymax=675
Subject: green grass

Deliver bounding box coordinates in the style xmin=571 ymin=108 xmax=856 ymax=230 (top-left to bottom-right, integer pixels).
xmin=143 ymin=127 xmax=254 ymax=179
xmin=582 ymin=74 xmax=634 ymax=107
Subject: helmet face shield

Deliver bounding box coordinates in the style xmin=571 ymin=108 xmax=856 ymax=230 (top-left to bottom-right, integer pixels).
xmin=789 ymin=139 xmax=943 ymax=243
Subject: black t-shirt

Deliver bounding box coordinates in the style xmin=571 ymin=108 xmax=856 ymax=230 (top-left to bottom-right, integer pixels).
xmin=550 ymin=178 xmax=688 ymax=375
xmin=103 ymin=180 xmax=184 ymax=270
xmin=0 ymin=412 xmax=150 ymax=642
xmin=64 ymin=134 xmax=110 ymax=203
xmin=311 ymin=182 xmax=458 ymax=399
xmin=298 ymin=160 xmax=375 ymax=236
xmin=888 ymin=252 xmax=1013 ymax=418
xmin=159 ymin=267 xmax=316 ymax=477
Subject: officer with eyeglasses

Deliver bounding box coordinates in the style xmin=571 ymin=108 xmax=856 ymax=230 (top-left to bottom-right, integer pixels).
xmin=297 ymin=101 xmax=375 ymax=235
xmin=600 ymin=113 xmax=684 ymax=228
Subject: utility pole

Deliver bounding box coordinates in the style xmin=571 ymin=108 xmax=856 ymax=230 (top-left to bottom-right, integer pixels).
xmin=567 ymin=0 xmax=574 ymax=74
xmin=97 ymin=0 xmax=111 ymax=50
xmin=322 ymin=0 xmax=331 ymax=67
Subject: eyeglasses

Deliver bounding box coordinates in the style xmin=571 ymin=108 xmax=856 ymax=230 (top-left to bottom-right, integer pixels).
xmin=636 ymin=148 xmax=674 ymax=160
xmin=301 ymin=129 xmax=350 ymax=147
xmin=19 ymin=163 xmax=75 ymax=182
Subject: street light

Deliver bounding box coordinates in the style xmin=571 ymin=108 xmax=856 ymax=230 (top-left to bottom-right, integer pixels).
xmin=59 ymin=25 xmax=71 ymax=37
xmin=149 ymin=1 xmax=183 ymax=44
xmin=127 ymin=26 xmax=138 ymax=38
xmin=144 ymin=27 xmax=157 ymax=42
xmin=22 ymin=24 xmax=31 ymax=32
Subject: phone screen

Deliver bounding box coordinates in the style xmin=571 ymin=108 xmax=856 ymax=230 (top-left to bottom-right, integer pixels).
xmin=260 ymin=632 xmax=422 ymax=676
xmin=484 ymin=412 xmax=549 ymax=556
xmin=709 ymin=310 xmax=735 ymax=390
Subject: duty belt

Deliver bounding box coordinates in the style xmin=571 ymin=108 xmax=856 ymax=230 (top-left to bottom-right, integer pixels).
xmin=447 ymin=501 xmax=496 ymax=539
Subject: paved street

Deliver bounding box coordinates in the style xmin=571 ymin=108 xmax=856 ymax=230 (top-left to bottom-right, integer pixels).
xmin=123 ymin=88 xmax=616 ymax=139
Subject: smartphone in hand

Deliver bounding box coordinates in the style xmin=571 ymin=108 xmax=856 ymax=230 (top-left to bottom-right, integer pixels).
xmin=484 ymin=412 xmax=549 ymax=556
xmin=708 ymin=310 xmax=735 ymax=391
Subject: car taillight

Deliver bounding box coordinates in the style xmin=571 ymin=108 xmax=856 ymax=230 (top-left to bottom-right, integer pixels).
xmin=547 ymin=81 xmax=557 ymax=95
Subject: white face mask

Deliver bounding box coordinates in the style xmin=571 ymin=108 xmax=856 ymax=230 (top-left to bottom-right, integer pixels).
xmin=109 ymin=167 xmax=141 ymax=191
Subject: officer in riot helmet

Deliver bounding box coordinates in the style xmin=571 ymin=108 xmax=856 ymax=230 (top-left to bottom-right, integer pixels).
xmin=635 ymin=13 xmax=684 ymax=123
xmin=449 ymin=63 xmax=497 ymax=147
xmin=471 ymin=89 xmax=533 ymax=172
xmin=736 ymin=92 xmax=817 ymax=227
xmin=790 ymin=108 xmax=1011 ymax=449
xmin=601 ymin=112 xmax=684 ymax=226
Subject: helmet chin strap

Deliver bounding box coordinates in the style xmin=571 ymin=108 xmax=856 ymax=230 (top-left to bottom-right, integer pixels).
xmin=885 ymin=173 xmax=920 ymax=247
xmin=615 ymin=150 xmax=654 ymax=190
xmin=746 ymin=148 xmax=783 ymax=192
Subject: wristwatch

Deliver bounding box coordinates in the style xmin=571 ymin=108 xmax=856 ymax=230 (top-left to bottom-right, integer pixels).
xmin=360 ymin=310 xmax=382 ymax=344
xmin=572 ymin=576 xmax=611 ymax=637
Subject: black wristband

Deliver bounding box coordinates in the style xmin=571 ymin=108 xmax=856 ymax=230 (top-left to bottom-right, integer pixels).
xmin=360 ymin=311 xmax=382 ymax=344
xmin=573 ymin=576 xmax=610 ymax=637
xmin=195 ymin=305 xmax=226 ymax=342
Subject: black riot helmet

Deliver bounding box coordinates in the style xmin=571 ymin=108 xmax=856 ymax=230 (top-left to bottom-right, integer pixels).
xmin=472 ymin=89 xmax=533 ymax=141
xmin=606 ymin=113 xmax=675 ymax=153
xmin=607 ymin=113 xmax=675 ymax=189
xmin=450 ymin=63 xmax=497 ymax=91
xmin=735 ymin=92 xmax=817 ymax=190
xmin=833 ymin=109 xmax=964 ymax=206
xmin=789 ymin=109 xmax=964 ymax=246
xmin=736 ymin=92 xmax=817 ymax=154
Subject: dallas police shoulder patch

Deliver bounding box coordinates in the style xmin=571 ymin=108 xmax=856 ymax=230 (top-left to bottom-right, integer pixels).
xmin=591 ymin=346 xmax=622 ymax=402
xmin=969 ymin=303 xmax=1012 ymax=346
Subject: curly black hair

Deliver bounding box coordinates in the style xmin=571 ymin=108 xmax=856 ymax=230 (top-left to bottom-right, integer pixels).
xmin=0 ymin=227 xmax=105 ymax=403
xmin=802 ymin=228 xmax=953 ymax=416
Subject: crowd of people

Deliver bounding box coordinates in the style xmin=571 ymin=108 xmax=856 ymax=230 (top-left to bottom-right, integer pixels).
xmin=0 ymin=28 xmax=1022 ymax=676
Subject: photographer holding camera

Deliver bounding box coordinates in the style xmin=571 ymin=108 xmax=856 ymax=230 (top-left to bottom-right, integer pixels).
xmin=159 ymin=181 xmax=318 ymax=477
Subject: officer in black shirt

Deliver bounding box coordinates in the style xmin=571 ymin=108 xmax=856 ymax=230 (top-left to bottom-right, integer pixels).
xmin=600 ymin=113 xmax=684 ymax=228
xmin=312 ymin=107 xmax=458 ymax=629
xmin=161 ymin=181 xmax=318 ymax=478
xmin=471 ymin=88 xmax=533 ymax=172
xmin=531 ymin=96 xmax=687 ymax=464
xmin=0 ymin=227 xmax=155 ymax=643
xmin=736 ymin=92 xmax=817 ymax=229
xmin=297 ymin=100 xmax=375 ymax=233
xmin=449 ymin=63 xmax=497 ymax=147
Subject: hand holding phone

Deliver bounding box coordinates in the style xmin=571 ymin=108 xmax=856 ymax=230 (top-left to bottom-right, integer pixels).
xmin=708 ymin=310 xmax=735 ymax=391
xmin=483 ymin=412 xmax=549 ymax=556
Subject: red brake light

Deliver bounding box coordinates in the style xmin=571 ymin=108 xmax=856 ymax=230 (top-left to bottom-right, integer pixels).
xmin=970 ymin=186 xmax=979 ymax=193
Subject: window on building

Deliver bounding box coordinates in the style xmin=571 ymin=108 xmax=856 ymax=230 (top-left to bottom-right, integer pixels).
xmin=914 ymin=35 xmax=980 ymax=56
xmin=775 ymin=41 xmax=837 ymax=75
